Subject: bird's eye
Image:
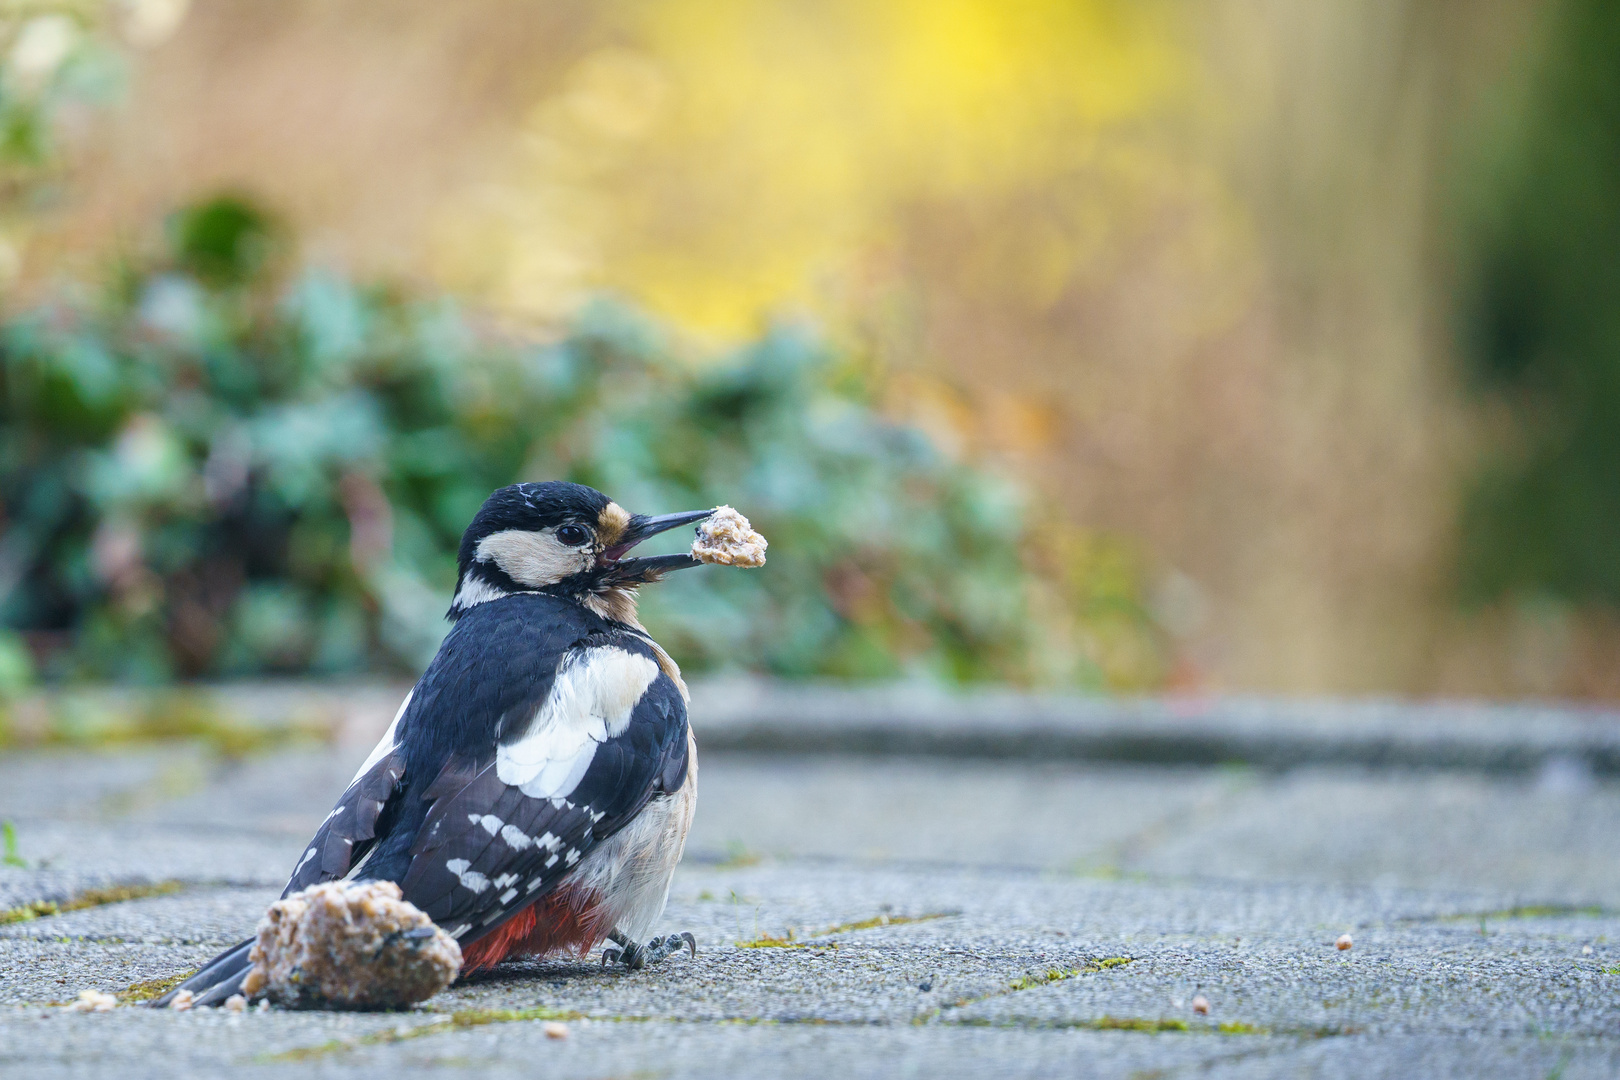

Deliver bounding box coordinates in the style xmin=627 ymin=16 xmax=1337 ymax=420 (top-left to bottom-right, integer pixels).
xmin=556 ymin=524 xmax=590 ymax=547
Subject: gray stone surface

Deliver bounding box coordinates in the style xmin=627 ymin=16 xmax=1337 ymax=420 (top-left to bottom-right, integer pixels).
xmin=21 ymin=678 xmax=1620 ymax=772
xmin=1130 ymin=765 xmax=1620 ymax=902
xmin=3 ymin=731 xmax=1620 ymax=1077
xmin=688 ymin=753 xmax=1241 ymax=869
xmin=689 ymin=679 xmax=1620 ymax=774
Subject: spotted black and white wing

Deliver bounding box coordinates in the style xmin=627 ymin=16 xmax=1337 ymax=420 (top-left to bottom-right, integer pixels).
xmin=282 ymin=693 xmax=412 ymax=895
xmin=281 ymin=593 xmax=589 ymax=895
xmin=399 ymin=646 xmax=688 ymax=940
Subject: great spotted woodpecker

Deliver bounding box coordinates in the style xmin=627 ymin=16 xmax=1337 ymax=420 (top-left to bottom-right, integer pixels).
xmin=158 ymin=482 xmax=726 ymax=1006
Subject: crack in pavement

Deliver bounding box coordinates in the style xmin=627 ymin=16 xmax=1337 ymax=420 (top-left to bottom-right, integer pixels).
xmin=0 ymin=882 xmax=185 ymax=926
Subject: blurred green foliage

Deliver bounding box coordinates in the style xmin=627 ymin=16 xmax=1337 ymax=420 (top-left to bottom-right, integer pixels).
xmin=1455 ymin=0 xmax=1620 ymax=606
xmin=0 ymin=194 xmax=1165 ymax=688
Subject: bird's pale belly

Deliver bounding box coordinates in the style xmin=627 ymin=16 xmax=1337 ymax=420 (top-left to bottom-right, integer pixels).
xmin=461 ymin=734 xmax=697 ymax=971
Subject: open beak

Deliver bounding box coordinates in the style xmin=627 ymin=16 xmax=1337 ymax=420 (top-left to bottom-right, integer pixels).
xmin=600 ymin=508 xmax=715 ymax=583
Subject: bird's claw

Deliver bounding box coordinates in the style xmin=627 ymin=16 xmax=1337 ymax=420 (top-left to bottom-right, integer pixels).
xmin=647 ymin=932 xmax=698 ymax=963
xmin=601 ymin=931 xmax=697 ymax=970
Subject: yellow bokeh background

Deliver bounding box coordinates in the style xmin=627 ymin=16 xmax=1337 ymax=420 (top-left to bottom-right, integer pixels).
xmin=434 ymin=0 xmax=1191 ymax=336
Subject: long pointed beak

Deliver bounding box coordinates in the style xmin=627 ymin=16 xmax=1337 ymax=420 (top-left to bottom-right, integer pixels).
xmin=624 ymin=509 xmax=716 ymax=546
xmin=600 ymin=508 xmax=715 ymax=582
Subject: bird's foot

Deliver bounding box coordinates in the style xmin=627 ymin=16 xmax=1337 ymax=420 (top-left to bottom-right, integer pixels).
xmin=646 ymin=933 xmax=698 ymax=964
xmin=601 ymin=931 xmax=697 ymax=971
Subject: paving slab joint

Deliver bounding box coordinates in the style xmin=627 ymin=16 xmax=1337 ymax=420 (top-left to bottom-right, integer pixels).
xmin=0 ymin=881 xmax=184 ymax=925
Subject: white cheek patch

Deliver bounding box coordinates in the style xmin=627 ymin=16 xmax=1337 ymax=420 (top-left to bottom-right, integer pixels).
xmin=349 ymin=690 xmax=412 ymax=785
xmin=495 ymin=647 xmax=660 ymax=801
xmin=476 ymin=528 xmax=590 ymax=588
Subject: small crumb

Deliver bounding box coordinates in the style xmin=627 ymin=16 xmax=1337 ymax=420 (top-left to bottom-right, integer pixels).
xmin=691 ymin=506 xmax=767 ymax=567
xmin=1582 ymin=945 xmax=1594 ymax=955
xmin=224 ymin=994 xmax=247 ymax=1013
xmin=169 ymin=989 xmax=194 ymax=1012
xmin=1336 ymin=934 xmax=1353 ymax=951
xmin=70 ymin=990 xmax=117 ymax=1013
xmin=256 ymin=999 xmax=271 ymax=1014
xmin=542 ymin=1021 xmax=569 ymax=1040
xmin=1191 ymin=995 xmax=1210 ymax=1015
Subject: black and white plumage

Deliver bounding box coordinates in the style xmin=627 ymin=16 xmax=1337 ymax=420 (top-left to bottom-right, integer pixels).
xmin=158 ymin=482 xmax=721 ymax=1007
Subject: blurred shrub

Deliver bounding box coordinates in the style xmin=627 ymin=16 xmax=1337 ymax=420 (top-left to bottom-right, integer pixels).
xmin=0 ymin=194 xmax=1165 ymax=688
xmin=1454 ymin=0 xmax=1620 ymax=606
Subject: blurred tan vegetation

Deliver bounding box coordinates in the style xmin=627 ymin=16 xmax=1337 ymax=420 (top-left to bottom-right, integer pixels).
xmin=7 ymin=0 xmax=1614 ymax=697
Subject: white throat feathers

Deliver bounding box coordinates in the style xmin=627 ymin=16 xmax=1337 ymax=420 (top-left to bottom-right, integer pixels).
xmin=582 ymin=586 xmax=640 ymax=628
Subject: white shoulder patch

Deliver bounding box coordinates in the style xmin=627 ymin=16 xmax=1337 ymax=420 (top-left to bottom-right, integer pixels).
xmin=349 ymin=689 xmax=412 ymax=785
xmin=495 ymin=647 xmax=660 ymax=800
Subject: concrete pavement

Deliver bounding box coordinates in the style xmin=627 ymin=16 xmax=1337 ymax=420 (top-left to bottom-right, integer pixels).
xmin=2 ymin=688 xmax=1619 ymax=1077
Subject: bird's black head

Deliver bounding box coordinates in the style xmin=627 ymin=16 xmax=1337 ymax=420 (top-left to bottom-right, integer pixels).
xmin=449 ymin=482 xmax=714 ymax=624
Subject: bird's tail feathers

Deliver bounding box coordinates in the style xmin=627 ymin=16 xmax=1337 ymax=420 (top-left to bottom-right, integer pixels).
xmin=149 ymin=938 xmax=254 ymax=1008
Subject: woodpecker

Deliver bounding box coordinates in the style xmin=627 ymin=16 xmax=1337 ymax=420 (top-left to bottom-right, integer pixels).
xmin=158 ymin=482 xmax=727 ymax=1007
